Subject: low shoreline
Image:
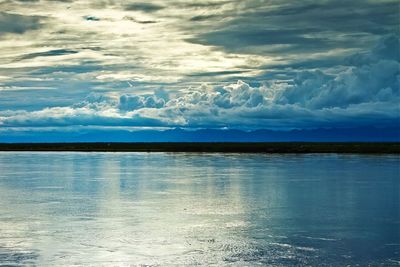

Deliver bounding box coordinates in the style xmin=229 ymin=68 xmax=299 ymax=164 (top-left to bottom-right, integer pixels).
xmin=0 ymin=142 xmax=399 ymax=154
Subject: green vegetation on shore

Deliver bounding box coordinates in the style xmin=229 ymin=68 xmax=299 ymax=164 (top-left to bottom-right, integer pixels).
xmin=0 ymin=143 xmax=399 ymax=154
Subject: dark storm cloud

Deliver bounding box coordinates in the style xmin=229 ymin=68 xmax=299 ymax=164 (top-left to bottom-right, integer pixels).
xmin=189 ymin=28 xmax=329 ymax=46
xmin=186 ymin=70 xmax=249 ymax=77
xmin=187 ymin=0 xmax=399 ymax=55
xmin=17 ymin=49 xmax=78 ymax=61
xmin=124 ymin=2 xmax=164 ymax=12
xmin=189 ymin=14 xmax=220 ymax=22
xmin=83 ymin=15 xmax=100 ymax=21
xmin=0 ymin=12 xmax=41 ymax=34
xmin=260 ymin=56 xmax=348 ymax=71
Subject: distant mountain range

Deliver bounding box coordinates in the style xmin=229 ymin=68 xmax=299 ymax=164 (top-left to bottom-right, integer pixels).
xmin=1 ymin=126 xmax=399 ymax=143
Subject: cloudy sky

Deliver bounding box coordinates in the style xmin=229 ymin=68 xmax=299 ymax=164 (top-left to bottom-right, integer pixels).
xmin=0 ymin=0 xmax=399 ymax=138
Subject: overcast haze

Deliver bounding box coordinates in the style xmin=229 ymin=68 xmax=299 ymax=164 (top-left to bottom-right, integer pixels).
xmin=0 ymin=0 xmax=399 ymax=140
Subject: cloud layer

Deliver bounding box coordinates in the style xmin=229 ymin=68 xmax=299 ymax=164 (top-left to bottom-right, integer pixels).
xmin=0 ymin=0 xmax=399 ymax=133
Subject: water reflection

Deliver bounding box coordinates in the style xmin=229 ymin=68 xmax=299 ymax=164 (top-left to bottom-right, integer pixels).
xmin=0 ymin=152 xmax=399 ymax=265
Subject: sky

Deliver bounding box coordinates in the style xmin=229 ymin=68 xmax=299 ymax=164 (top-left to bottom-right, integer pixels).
xmin=0 ymin=0 xmax=399 ymax=141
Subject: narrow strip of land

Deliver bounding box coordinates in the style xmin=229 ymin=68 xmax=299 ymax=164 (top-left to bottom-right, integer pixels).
xmin=0 ymin=143 xmax=398 ymax=154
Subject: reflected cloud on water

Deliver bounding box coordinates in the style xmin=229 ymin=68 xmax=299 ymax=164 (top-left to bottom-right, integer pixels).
xmin=0 ymin=152 xmax=399 ymax=265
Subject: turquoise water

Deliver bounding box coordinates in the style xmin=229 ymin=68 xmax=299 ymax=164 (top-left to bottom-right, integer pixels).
xmin=0 ymin=152 xmax=399 ymax=266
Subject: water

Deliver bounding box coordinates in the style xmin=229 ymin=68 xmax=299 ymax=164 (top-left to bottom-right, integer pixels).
xmin=0 ymin=152 xmax=399 ymax=266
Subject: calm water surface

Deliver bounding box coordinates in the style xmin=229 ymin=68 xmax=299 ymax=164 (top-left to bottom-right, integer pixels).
xmin=0 ymin=152 xmax=399 ymax=266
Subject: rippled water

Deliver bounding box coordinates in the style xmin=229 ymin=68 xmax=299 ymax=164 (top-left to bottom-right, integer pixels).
xmin=0 ymin=152 xmax=399 ymax=266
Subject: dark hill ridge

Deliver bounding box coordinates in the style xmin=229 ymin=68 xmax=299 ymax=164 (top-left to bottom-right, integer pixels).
xmin=1 ymin=126 xmax=399 ymax=143
xmin=0 ymin=142 xmax=399 ymax=154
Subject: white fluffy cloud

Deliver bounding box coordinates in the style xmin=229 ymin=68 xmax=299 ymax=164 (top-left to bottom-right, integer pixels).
xmin=278 ymin=35 xmax=400 ymax=109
